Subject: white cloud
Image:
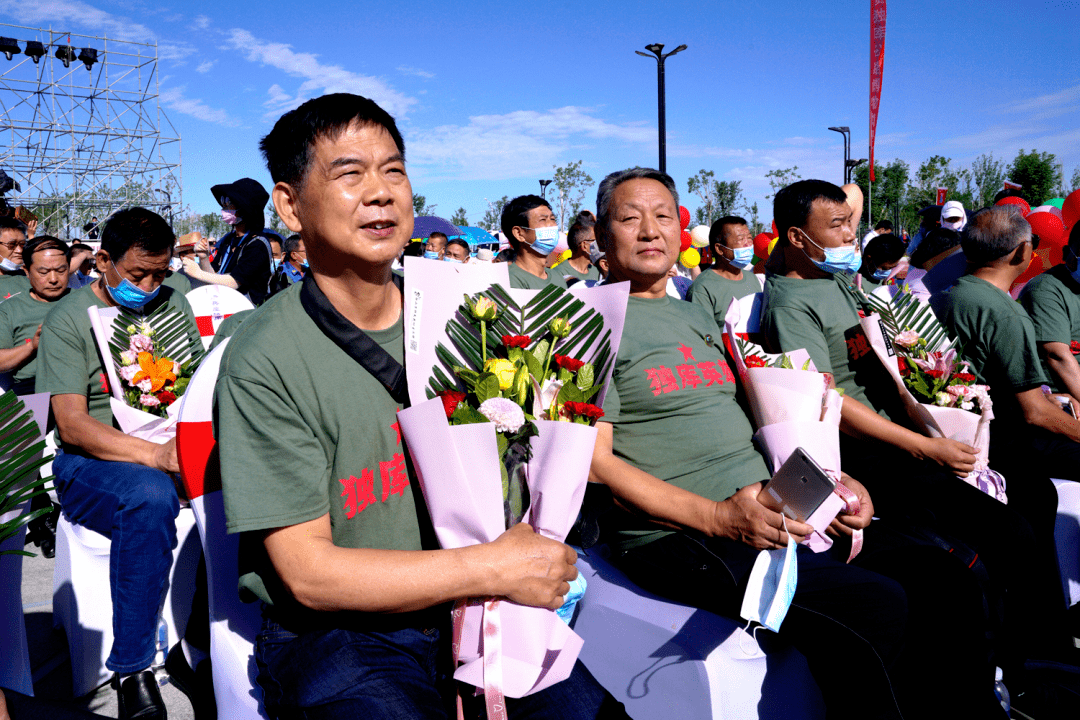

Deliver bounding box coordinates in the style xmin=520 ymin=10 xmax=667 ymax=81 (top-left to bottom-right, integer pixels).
xmin=397 ymin=66 xmax=435 ymax=79
xmin=999 ymin=84 xmax=1080 ymax=120
xmin=193 ymin=15 xmax=211 ymax=30
xmin=159 ymin=86 xmax=240 ymax=127
xmin=225 ymin=29 xmax=416 ymax=118
xmin=195 ymin=60 xmax=215 ymax=73
xmin=408 ymin=107 xmax=655 ymax=180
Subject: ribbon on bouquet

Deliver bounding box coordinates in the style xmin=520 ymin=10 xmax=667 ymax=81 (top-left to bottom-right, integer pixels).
xmin=452 ymin=598 xmax=509 ymax=720
xmin=832 ymin=478 xmax=863 ymax=563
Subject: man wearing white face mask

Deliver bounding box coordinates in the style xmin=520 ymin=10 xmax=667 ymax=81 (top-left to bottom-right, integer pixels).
xmin=686 ymin=215 xmax=763 ymax=327
xmin=500 ymin=195 xmax=568 ymax=290
xmin=0 ymin=216 xmax=31 ymax=296
xmin=939 ymin=200 xmax=967 ymax=233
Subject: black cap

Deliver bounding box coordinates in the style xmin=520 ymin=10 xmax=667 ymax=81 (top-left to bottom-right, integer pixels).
xmin=210 ymin=178 xmax=269 ymax=233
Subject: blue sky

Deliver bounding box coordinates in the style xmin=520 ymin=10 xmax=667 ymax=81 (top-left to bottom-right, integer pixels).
xmin=2 ymin=0 xmax=1079 ymax=227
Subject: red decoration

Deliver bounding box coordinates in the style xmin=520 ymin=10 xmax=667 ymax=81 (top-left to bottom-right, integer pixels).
xmin=753 ymin=232 xmax=773 ymax=260
xmin=501 ymin=335 xmax=531 ymax=348
xmin=679 ymin=205 xmax=691 ymax=230
xmin=745 ymin=355 xmax=768 ymax=368
xmin=996 ymin=196 xmax=1031 ymax=217
xmin=553 ymin=354 xmax=585 ymax=372
xmin=437 ymin=390 xmax=466 ymax=417
xmin=680 ymin=230 xmax=692 ymax=252
xmin=953 ymin=372 xmax=976 ymax=384
xmin=1063 ymin=189 xmax=1080 ymax=230
xmin=1071 ymin=341 xmax=1080 ymax=355
xmin=869 ymin=0 xmax=887 ymax=182
xmin=771 ymin=220 xmax=777 ymax=236
xmin=1013 ymin=211 xmax=1070 ymax=287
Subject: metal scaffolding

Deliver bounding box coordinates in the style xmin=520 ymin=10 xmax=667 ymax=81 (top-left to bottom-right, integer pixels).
xmin=0 ymin=23 xmax=181 ymax=237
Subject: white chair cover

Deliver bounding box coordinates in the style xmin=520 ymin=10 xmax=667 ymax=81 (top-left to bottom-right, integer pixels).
xmin=184 ymin=286 xmax=255 ymax=350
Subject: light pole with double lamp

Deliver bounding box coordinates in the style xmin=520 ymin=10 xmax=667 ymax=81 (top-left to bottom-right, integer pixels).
xmin=636 ymin=43 xmax=687 ymax=174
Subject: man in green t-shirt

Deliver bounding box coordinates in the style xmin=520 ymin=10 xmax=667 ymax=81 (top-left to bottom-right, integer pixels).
xmin=686 ymin=215 xmax=762 ymax=327
xmin=932 ymin=207 xmax=1080 ymax=485
xmin=500 ymin=195 xmax=569 ymax=290
xmin=0 ymin=216 xmax=31 ymax=297
xmin=587 ymin=168 xmax=924 ymax=719
xmin=557 ymin=213 xmax=601 ymax=284
xmin=215 ymin=93 xmax=624 ymax=720
xmin=36 ymin=207 xmax=205 ymax=719
xmin=1019 ymin=223 xmax=1080 ymax=403
xmin=0 ymin=235 xmax=71 ymax=394
xmin=761 ymin=183 xmax=1073 ymax=702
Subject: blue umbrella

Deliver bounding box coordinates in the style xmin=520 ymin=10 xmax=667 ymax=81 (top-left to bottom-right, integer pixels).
xmin=411 ymin=215 xmax=460 ymax=240
xmin=457 ymin=226 xmax=497 ymax=248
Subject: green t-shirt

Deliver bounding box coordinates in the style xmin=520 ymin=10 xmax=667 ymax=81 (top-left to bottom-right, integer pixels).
xmin=761 ymin=273 xmax=901 ymax=420
xmin=686 ymin=268 xmax=762 ymax=328
xmin=36 ymin=284 xmax=200 ymax=448
xmin=930 ymin=274 xmax=1048 ymax=421
xmin=508 ymin=262 xmax=568 ymax=290
xmin=1019 ymin=265 xmax=1080 ymax=393
xmin=214 ymin=284 xmax=424 ymax=607
xmin=604 ymin=295 xmax=769 ymax=550
xmin=556 ymin=260 xmax=600 ymax=284
xmin=0 ymin=274 xmax=31 ymax=299
xmin=0 ymin=289 xmax=66 ymax=384
xmin=208 ymin=309 xmax=253 ymax=350
xmin=163 ymin=270 xmax=192 ymax=296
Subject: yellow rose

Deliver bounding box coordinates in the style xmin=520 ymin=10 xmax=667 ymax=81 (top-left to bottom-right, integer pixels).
xmin=471 ymin=295 xmax=499 ymax=321
xmin=484 ymin=358 xmax=517 ymax=391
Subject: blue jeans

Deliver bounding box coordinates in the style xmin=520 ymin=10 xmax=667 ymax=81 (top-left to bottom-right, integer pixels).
xmin=255 ymin=608 xmax=628 ymax=719
xmin=53 ymin=450 xmax=180 ymax=673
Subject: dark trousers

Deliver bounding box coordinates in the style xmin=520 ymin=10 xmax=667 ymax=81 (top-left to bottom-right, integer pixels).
xmin=254 ymin=609 xmax=629 ymax=720
xmin=614 ymin=532 xmax=907 ymax=720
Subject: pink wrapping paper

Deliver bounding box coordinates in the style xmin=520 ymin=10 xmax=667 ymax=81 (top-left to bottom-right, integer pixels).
xmin=859 ymin=315 xmax=1006 ymax=503
xmin=397 ymin=398 xmax=591 ymax=697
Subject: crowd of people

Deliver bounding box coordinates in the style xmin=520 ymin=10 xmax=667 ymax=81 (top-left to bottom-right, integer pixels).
xmin=3 ymin=90 xmax=1080 ymax=720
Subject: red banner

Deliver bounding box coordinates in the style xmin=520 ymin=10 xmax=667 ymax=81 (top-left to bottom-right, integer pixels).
xmin=936 ymin=188 xmax=949 ymax=206
xmin=869 ymin=0 xmax=887 ymax=182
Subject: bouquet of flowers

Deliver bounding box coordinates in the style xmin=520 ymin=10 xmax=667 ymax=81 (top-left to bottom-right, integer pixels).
xmin=858 ymin=289 xmax=1007 ymax=503
xmin=88 ymin=302 xmax=204 ymax=442
xmin=396 ymin=258 xmax=628 ymax=709
xmin=724 ymin=298 xmax=858 ymax=559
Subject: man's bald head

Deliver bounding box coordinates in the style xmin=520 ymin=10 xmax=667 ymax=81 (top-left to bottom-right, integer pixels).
xmin=961 ymin=205 xmax=1031 ymax=267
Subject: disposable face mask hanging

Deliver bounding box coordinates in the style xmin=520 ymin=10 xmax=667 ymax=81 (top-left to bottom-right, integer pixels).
xmin=739 ymin=516 xmax=798 ymax=633
xmin=105 ymin=262 xmax=160 ymax=310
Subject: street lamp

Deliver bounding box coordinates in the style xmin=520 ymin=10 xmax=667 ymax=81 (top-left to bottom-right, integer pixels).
xmin=538 ymin=179 xmax=552 ymax=200
xmin=636 ymin=43 xmax=687 ymax=174
xmin=828 ymin=126 xmax=853 ymax=183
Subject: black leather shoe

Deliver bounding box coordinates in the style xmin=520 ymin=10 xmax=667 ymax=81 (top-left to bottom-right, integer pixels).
xmin=165 ymin=643 xmax=216 ymax=720
xmin=113 ymin=670 xmax=167 ymax=720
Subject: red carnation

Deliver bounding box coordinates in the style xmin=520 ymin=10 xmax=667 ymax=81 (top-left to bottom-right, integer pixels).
xmin=563 ymin=401 xmax=605 ymax=420
xmin=437 ymin=390 xmax=467 ymax=418
xmin=926 ymin=369 xmax=944 ymax=378
xmin=745 ymin=355 xmax=768 ymax=368
xmin=953 ymin=372 xmax=976 ymax=383
xmin=502 ymin=335 xmax=531 ymax=348
xmin=157 ymin=390 xmax=177 ymax=406
xmin=898 ymin=357 xmax=909 ymax=376
xmin=553 ymin=354 xmax=586 ymax=372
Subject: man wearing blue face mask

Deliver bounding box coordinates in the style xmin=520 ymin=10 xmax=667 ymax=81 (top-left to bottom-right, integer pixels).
xmin=687 ymin=215 xmax=763 ymax=327
xmin=857 ymin=233 xmax=906 ymax=293
xmin=37 ymin=207 xmax=204 ymax=720
xmin=500 ymin=195 xmax=568 ymax=290
xmin=443 ymin=237 xmax=470 ymax=264
xmin=269 ymin=234 xmax=307 ymax=297
xmin=423 ymin=231 xmax=446 ymax=260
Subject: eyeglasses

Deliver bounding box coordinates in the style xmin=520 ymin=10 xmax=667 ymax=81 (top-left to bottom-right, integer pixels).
xmin=0 ymin=240 xmax=26 ymax=250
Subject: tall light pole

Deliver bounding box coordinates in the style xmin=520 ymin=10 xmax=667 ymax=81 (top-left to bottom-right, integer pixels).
xmin=636 ymin=43 xmax=687 ymax=174
xmin=538 ymin=179 xmax=552 ymax=200
xmin=828 ymin=126 xmax=852 ymax=183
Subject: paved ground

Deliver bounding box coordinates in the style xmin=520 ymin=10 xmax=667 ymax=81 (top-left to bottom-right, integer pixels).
xmin=19 ymin=544 xmax=195 ymax=720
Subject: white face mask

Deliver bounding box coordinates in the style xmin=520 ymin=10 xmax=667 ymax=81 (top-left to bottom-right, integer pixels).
xmin=941 ymin=216 xmax=965 ymax=232
xmin=0 ymin=256 xmax=21 ymax=272
xmin=740 ymin=517 xmax=798 ymax=633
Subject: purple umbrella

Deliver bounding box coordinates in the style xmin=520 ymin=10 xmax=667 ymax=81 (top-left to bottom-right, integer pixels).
xmin=412 ymin=215 xmax=460 ymax=240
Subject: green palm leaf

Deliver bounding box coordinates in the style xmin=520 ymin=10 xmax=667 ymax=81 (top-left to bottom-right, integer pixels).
xmin=866 ymin=290 xmax=957 ymax=354
xmin=0 ymin=392 xmax=53 ymax=557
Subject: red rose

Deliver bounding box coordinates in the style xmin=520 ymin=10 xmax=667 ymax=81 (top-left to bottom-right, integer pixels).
xmin=898 ymin=357 xmax=909 ymax=375
xmin=502 ymin=335 xmax=531 ymax=348
xmin=437 ymin=390 xmax=467 ymax=417
xmin=953 ymin=372 xmax=976 ymax=383
xmin=553 ymin=354 xmax=586 ymax=372
xmin=1071 ymin=341 xmax=1080 ymax=355
xmin=157 ymin=390 xmax=177 ymax=406
xmin=745 ymin=355 xmax=768 ymax=368
xmin=563 ymin=401 xmax=605 ymax=420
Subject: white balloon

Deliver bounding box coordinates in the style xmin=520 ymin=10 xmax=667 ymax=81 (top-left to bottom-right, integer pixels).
xmin=690 ymin=225 xmax=711 ymax=248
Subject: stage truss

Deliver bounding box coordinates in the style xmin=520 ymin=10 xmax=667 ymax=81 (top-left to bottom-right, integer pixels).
xmin=0 ymin=23 xmax=181 ymax=237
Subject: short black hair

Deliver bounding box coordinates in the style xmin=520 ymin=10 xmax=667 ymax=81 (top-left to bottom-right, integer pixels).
xmin=99 ymin=208 xmax=175 ymax=262
xmin=402 ymin=241 xmax=424 ymax=257
xmin=70 ymin=241 xmax=94 ymax=252
xmin=773 ymin=179 xmax=849 ymax=241
xmin=909 ymin=228 xmax=962 ymax=269
xmin=0 ymin=216 xmax=27 ymax=235
xmin=501 ymin=195 xmax=552 ymax=248
xmin=283 ymin=233 xmax=303 ymax=259
xmin=567 ymin=213 xmax=595 ymax=252
xmin=446 ymin=237 xmax=470 ymax=252
xmin=862 ymin=234 xmax=905 ymax=269
xmin=709 ymin=216 xmax=747 ymax=249
xmin=259 ymin=93 xmax=406 ymax=190
xmin=594 ymin=167 xmax=679 ymax=249
xmin=427 ymin=232 xmax=448 ymax=242
xmin=961 ymin=206 xmax=1031 ymax=267
xmin=24 ymin=235 xmax=70 ymax=268
xmin=874 ymin=219 xmax=893 ymax=232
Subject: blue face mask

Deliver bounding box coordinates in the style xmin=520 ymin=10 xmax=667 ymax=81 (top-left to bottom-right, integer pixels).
xmin=423 ymin=250 xmax=440 ymax=260
xmin=871 ymin=267 xmax=892 ymax=282
xmin=528 ymin=226 xmax=559 ymax=256
xmin=105 ymin=261 xmax=160 ymax=310
xmin=799 ymin=229 xmax=861 ymax=275
xmin=272 ymin=258 xmax=282 ymax=272
xmin=727 ymin=246 xmax=755 ymax=270
xmin=300 ymin=259 xmax=309 ymax=269
xmin=739 ymin=517 xmax=798 ymax=633
xmin=444 ymin=256 xmax=462 ymax=264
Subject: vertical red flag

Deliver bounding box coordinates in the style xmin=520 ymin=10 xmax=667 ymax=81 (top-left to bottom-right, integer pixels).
xmin=936 ymin=188 xmax=949 ymax=205
xmin=869 ymin=0 xmax=887 ymax=182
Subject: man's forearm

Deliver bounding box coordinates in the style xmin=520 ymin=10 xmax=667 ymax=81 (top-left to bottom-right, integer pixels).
xmin=54 ymin=404 xmax=157 ymax=466
xmin=1020 ymin=389 xmax=1080 ymax=443
xmin=184 ymin=264 xmax=239 ymax=289
xmin=0 ymin=344 xmax=34 ymax=373
xmin=839 ymin=394 xmax=924 ymax=451
xmin=1045 ymin=343 xmax=1080 ymax=403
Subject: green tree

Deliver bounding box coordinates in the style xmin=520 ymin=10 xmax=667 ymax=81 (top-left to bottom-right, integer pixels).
xmin=1007 ymin=149 xmax=1063 ymax=206
xmin=198 ymin=212 xmax=227 ymax=239
xmin=451 ymin=207 xmax=469 ymax=227
xmin=764 ymin=166 xmax=801 ymax=199
xmin=902 ymin=155 xmax=971 ymax=231
xmin=1070 ymin=166 xmax=1080 ymax=194
xmin=551 ymin=160 xmax=594 ymax=230
xmin=855 ymin=159 xmax=909 ymax=230
xmin=968 ymin=153 xmax=1005 ymax=210
xmin=744 ymin=201 xmax=765 ymax=236
xmin=266 ymin=203 xmax=287 ymax=234
xmin=479 ymin=196 xmax=509 ymax=233
xmin=413 ymin=193 xmax=437 ymax=216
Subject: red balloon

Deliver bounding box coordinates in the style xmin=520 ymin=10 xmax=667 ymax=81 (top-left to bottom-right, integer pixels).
xmin=680 ymin=230 xmax=692 ymax=252
xmin=1014 ymin=211 xmax=1068 ymax=286
xmin=753 ymin=232 xmax=773 ymax=260
xmin=996 ymin=196 xmax=1031 ymax=217
xmin=1063 ymin=189 xmax=1080 ymax=230
xmin=679 ymin=206 xmax=691 ymax=230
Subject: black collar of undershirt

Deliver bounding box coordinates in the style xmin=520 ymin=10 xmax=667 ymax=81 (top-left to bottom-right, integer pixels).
xmin=298 ymin=273 xmax=409 ymax=406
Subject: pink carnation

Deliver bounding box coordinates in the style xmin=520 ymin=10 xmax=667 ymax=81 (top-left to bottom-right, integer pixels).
xmin=139 ymin=393 xmax=160 ymax=407
xmin=894 ymin=330 xmax=920 ymax=349
xmin=119 ymin=364 xmax=140 ymax=383
xmin=478 ymin=397 xmax=526 ymax=433
xmin=130 ymin=334 xmax=154 ymax=353
xmin=120 ymin=350 xmax=138 ymax=366
xmin=136 ymin=378 xmax=153 ymax=393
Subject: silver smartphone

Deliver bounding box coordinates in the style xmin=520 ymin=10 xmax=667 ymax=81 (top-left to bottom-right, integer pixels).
xmin=758 ymin=447 xmax=837 ymax=523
